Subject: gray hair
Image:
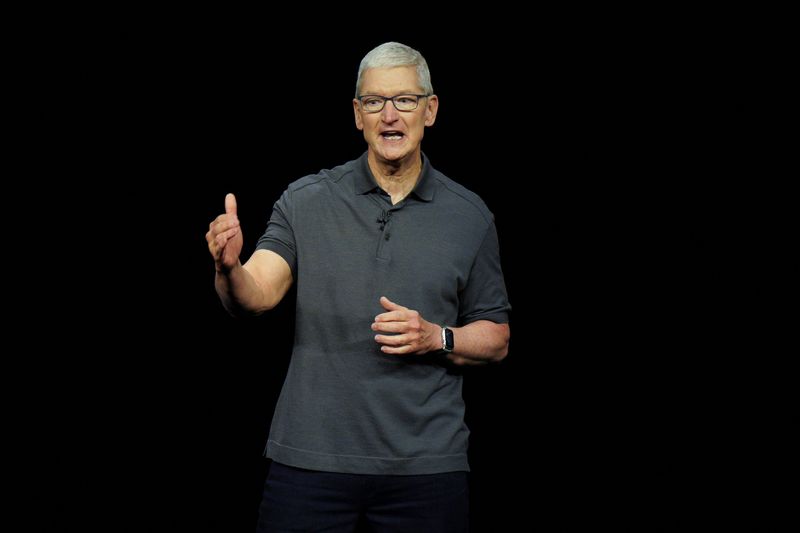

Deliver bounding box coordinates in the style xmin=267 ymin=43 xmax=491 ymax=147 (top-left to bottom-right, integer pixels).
xmin=355 ymin=42 xmax=433 ymax=97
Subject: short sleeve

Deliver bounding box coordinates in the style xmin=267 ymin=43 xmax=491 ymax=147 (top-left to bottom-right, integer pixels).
xmin=457 ymin=220 xmax=511 ymax=325
xmin=256 ymin=189 xmax=298 ymax=279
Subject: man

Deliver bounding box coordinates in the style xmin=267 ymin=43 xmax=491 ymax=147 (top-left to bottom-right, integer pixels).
xmin=206 ymin=41 xmax=510 ymax=532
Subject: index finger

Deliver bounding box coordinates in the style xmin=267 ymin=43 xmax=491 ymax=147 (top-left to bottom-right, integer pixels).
xmin=374 ymin=310 xmax=410 ymax=323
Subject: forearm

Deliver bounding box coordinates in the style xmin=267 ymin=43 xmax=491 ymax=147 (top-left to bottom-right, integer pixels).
xmin=215 ymin=263 xmax=276 ymax=317
xmin=371 ymin=299 xmax=510 ymax=363
xmin=446 ymin=320 xmax=510 ymax=366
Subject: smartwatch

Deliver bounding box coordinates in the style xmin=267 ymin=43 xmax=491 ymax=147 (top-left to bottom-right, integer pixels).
xmin=441 ymin=326 xmax=454 ymax=353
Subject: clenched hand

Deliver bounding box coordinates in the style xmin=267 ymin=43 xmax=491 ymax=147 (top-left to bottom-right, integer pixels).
xmin=372 ymin=296 xmax=440 ymax=355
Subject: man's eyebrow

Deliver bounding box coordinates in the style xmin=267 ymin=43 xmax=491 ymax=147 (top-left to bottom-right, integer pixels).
xmin=359 ymin=92 xmax=422 ymax=97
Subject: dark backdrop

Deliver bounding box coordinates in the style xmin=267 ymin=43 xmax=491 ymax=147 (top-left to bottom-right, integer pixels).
xmin=90 ymin=18 xmax=728 ymax=532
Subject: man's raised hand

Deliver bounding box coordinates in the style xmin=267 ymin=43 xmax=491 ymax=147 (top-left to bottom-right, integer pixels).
xmin=206 ymin=193 xmax=243 ymax=273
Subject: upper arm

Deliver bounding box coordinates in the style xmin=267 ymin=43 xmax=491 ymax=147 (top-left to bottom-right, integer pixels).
xmin=458 ymin=221 xmax=511 ymax=325
xmin=243 ymin=249 xmax=294 ymax=310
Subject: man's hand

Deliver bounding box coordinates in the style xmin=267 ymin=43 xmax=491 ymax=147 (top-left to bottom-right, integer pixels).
xmin=206 ymin=193 xmax=243 ymax=273
xmin=372 ymin=296 xmax=440 ymax=355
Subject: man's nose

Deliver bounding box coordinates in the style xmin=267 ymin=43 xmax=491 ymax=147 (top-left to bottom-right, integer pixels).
xmin=380 ymin=99 xmax=400 ymax=120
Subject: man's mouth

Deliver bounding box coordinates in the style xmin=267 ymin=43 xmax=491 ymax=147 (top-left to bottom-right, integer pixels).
xmin=380 ymin=131 xmax=404 ymax=141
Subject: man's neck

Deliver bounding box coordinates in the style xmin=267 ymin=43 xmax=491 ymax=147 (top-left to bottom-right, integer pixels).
xmin=368 ymin=153 xmax=422 ymax=205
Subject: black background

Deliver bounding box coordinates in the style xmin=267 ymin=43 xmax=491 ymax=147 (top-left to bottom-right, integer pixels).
xmin=63 ymin=14 xmax=766 ymax=532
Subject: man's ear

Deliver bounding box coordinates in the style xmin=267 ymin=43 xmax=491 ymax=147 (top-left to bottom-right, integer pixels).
xmin=424 ymin=95 xmax=439 ymax=127
xmin=353 ymin=99 xmax=364 ymax=130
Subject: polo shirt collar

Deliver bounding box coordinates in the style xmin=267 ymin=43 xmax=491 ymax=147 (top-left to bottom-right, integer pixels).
xmin=354 ymin=151 xmax=435 ymax=202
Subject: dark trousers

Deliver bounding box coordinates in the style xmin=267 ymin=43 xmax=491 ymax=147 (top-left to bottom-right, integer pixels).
xmin=256 ymin=462 xmax=469 ymax=533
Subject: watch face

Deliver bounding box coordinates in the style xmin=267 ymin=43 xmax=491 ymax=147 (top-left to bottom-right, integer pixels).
xmin=444 ymin=327 xmax=454 ymax=351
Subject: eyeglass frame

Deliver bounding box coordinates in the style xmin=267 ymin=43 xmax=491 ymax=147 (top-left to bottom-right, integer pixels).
xmin=356 ymin=93 xmax=432 ymax=113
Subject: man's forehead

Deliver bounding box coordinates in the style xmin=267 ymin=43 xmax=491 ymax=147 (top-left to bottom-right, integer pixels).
xmin=361 ymin=67 xmax=421 ymax=96
xmin=361 ymin=66 xmax=419 ymax=90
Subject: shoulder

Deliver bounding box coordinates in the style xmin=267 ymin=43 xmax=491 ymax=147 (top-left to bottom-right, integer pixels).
xmin=431 ymin=169 xmax=495 ymax=226
xmin=283 ymin=159 xmax=358 ymax=197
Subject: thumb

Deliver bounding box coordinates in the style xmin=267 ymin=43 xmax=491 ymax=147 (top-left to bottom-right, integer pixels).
xmin=379 ymin=296 xmax=403 ymax=311
xmin=225 ymin=193 xmax=237 ymax=215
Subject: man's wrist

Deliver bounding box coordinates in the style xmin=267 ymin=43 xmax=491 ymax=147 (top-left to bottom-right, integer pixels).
xmin=215 ymin=261 xmax=241 ymax=275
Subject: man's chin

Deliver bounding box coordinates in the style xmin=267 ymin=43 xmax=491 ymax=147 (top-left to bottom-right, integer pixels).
xmin=373 ymin=145 xmax=410 ymax=163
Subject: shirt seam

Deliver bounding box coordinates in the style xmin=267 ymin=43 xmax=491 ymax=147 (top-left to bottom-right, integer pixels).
xmin=268 ymin=440 xmax=467 ymax=461
xmin=289 ymin=173 xmax=331 ymax=194
xmin=434 ymin=175 xmax=494 ymax=225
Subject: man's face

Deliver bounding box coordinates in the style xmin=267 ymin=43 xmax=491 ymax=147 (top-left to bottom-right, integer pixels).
xmin=353 ymin=66 xmax=438 ymax=165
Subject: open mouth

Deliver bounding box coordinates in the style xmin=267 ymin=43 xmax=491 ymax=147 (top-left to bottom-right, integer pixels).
xmin=380 ymin=131 xmax=405 ymax=141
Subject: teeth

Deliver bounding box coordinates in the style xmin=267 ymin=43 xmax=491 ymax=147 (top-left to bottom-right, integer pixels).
xmin=383 ymin=134 xmax=402 ymax=140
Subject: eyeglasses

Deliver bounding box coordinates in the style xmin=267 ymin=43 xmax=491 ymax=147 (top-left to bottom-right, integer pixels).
xmin=358 ymin=94 xmax=430 ymax=113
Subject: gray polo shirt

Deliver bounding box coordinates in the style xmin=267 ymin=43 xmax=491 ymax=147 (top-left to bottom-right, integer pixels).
xmin=256 ymin=151 xmax=510 ymax=475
